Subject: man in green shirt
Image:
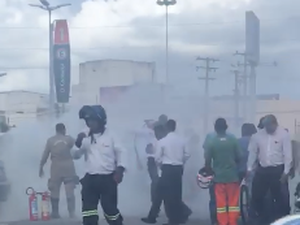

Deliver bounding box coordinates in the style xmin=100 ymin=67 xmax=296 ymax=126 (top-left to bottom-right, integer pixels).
xmin=205 ymin=118 xmax=241 ymax=225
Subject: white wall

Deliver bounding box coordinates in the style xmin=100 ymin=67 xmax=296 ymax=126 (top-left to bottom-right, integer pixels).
xmin=2 ymin=91 xmax=47 ymax=113
xmin=0 ymin=91 xmax=48 ymax=126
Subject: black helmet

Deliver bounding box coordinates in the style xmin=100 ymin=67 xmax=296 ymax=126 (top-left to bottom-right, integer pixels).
xmin=257 ymin=116 xmax=265 ymax=129
xmin=79 ymin=105 xmax=107 ymax=125
xmin=197 ymin=167 xmax=214 ymax=189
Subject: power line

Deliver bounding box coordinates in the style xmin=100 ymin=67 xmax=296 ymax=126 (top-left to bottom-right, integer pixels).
xmin=0 ymin=16 xmax=297 ymax=29
xmin=1 ymin=34 xmax=300 ymax=52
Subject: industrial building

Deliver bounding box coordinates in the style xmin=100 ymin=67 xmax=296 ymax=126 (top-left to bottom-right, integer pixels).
xmin=71 ymin=59 xmax=156 ymax=105
xmin=0 ymin=90 xmax=48 ymax=126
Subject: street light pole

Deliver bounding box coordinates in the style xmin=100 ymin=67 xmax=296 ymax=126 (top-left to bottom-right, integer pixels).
xmin=29 ymin=0 xmax=71 ymax=110
xmin=156 ymin=0 xmax=176 ymax=85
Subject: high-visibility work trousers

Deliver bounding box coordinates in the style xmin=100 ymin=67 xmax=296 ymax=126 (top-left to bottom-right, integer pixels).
xmin=81 ymin=173 xmax=123 ymax=225
xmin=215 ymin=183 xmax=240 ymax=225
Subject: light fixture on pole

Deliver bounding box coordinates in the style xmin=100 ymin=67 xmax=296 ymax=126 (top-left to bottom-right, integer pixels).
xmin=29 ymin=0 xmax=71 ymax=110
xmin=0 ymin=73 xmax=7 ymax=78
xmin=156 ymin=0 xmax=176 ymax=85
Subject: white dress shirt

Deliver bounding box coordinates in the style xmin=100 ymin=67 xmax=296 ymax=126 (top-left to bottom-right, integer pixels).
xmin=78 ymin=128 xmax=127 ymax=175
xmin=155 ymin=132 xmax=190 ymax=165
xmin=136 ymin=127 xmax=157 ymax=158
xmin=247 ymin=126 xmax=292 ymax=174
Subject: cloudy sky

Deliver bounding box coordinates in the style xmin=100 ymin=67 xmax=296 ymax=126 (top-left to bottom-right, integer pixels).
xmin=0 ymin=0 xmax=299 ymax=98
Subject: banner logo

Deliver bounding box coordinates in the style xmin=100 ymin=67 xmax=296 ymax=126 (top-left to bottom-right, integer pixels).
xmin=56 ymin=48 xmax=67 ymax=60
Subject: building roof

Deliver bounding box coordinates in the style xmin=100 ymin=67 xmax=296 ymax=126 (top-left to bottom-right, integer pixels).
xmin=0 ymin=90 xmax=48 ymax=96
xmin=80 ymin=59 xmax=155 ymax=65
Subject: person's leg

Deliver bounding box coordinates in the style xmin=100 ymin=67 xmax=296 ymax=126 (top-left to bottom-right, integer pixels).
xmin=281 ymin=181 xmax=291 ymax=215
xmin=263 ymin=191 xmax=273 ymax=224
xmin=209 ymin=184 xmax=217 ymax=225
xmin=100 ymin=175 xmax=123 ymax=225
xmin=81 ymin=174 xmax=100 ymax=225
xmin=48 ymin=178 xmax=62 ymax=219
xmin=64 ymin=178 xmax=76 ymax=218
xmin=147 ymin=157 xmax=159 ymax=204
xmin=171 ymin=166 xmax=184 ymax=224
xmin=226 ymin=183 xmax=240 ymax=225
xmin=215 ymin=183 xmax=228 ymax=225
xmin=142 ymin=178 xmax=163 ymax=223
xmin=162 ymin=166 xmax=182 ymax=225
xmin=251 ymin=169 xmax=270 ymax=225
xmin=179 ymin=201 xmax=192 ymax=223
xmin=269 ymin=167 xmax=289 ymax=222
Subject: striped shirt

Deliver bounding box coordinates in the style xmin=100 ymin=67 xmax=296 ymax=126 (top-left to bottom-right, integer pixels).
xmin=247 ymin=126 xmax=292 ymax=174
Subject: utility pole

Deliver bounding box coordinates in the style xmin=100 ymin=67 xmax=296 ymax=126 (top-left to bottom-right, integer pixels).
xmin=196 ymin=57 xmax=219 ymax=134
xmin=233 ymin=51 xmax=249 ymax=121
xmin=231 ymin=63 xmax=243 ymax=128
xmin=29 ymin=0 xmax=71 ymax=110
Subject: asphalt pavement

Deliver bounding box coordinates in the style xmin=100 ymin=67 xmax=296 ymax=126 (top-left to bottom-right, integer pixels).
xmin=4 ymin=217 xmax=209 ymax=225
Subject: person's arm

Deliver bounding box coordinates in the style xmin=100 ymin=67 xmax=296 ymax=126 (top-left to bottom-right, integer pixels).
xmin=73 ymin=138 xmax=88 ymax=160
xmin=202 ymin=134 xmax=210 ymax=154
xmin=247 ymin=135 xmax=259 ymax=172
xmin=113 ymin=136 xmax=127 ymax=172
xmin=68 ymin=136 xmax=75 ymax=149
xmin=283 ymin=132 xmax=293 ymax=175
xmin=183 ymin=140 xmax=190 ymax=164
xmin=233 ymin=137 xmax=243 ymax=164
xmin=204 ymin=140 xmax=213 ymax=168
xmin=155 ymin=140 xmax=163 ymax=165
xmin=40 ymin=139 xmax=51 ymax=169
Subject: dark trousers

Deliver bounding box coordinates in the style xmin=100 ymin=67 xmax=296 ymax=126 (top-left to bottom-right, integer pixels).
xmin=251 ymin=165 xmax=289 ymax=224
xmin=148 ymin=158 xmax=160 ymax=204
xmin=81 ymin=173 xmax=123 ymax=225
xmin=147 ymin=158 xmax=163 ymax=219
xmin=161 ymin=164 xmax=183 ymax=224
xmin=147 ymin=159 xmax=191 ymax=221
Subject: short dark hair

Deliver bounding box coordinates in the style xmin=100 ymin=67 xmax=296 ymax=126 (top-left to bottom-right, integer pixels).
xmin=214 ymin=118 xmax=228 ymax=133
xmin=166 ymin=119 xmax=176 ymax=132
xmin=241 ymin=123 xmax=257 ymax=137
xmin=56 ymin=123 xmax=65 ymax=132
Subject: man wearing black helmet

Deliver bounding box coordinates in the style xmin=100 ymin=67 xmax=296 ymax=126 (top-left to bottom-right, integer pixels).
xmin=74 ymin=105 xmax=127 ymax=225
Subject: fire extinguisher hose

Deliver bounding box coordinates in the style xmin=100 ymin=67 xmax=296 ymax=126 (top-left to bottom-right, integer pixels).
xmin=26 ymin=187 xmax=35 ymax=195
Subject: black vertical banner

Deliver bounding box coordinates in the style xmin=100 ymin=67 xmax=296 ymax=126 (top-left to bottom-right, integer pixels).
xmin=53 ymin=19 xmax=71 ymax=103
xmin=53 ymin=45 xmax=71 ymax=103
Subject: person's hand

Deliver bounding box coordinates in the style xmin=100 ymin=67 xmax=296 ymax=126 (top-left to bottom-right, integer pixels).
xmin=289 ymin=168 xmax=295 ymax=180
xmin=78 ymin=132 xmax=87 ymax=140
xmin=39 ymin=168 xmax=44 ymax=178
xmin=280 ymin=173 xmax=289 ymax=183
xmin=75 ymin=132 xmax=87 ymax=148
xmin=114 ymin=167 xmax=125 ymax=184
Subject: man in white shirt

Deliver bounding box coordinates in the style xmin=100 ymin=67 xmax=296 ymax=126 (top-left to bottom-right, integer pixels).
xmin=247 ymin=114 xmax=292 ymax=224
xmin=155 ymin=119 xmax=190 ymax=225
xmin=74 ymin=105 xmax=127 ymax=225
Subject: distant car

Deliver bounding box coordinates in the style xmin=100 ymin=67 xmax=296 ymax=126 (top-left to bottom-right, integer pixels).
xmin=0 ymin=160 xmax=10 ymax=202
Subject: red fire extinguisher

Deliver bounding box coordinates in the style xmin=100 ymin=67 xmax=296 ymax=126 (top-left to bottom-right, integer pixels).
xmin=41 ymin=191 xmax=50 ymax=221
xmin=26 ymin=187 xmax=38 ymax=221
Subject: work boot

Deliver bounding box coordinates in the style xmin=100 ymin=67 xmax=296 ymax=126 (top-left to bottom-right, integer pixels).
xmin=141 ymin=217 xmax=157 ymax=224
xmin=50 ymin=198 xmax=60 ymax=219
xmin=67 ymin=197 xmax=76 ymax=218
